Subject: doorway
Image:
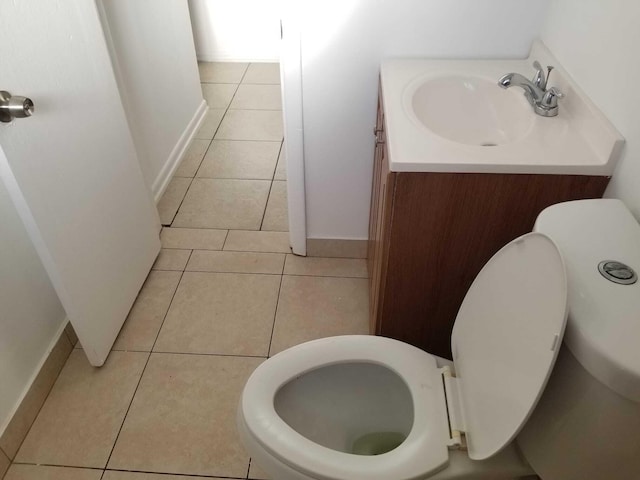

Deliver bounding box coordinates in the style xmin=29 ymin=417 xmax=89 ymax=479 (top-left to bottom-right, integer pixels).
xmin=157 ymin=0 xmax=305 ymax=254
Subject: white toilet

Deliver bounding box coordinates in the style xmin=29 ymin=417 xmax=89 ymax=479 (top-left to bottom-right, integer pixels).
xmin=237 ymin=199 xmax=640 ymax=480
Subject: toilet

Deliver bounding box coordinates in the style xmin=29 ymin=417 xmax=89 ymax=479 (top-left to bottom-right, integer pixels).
xmin=237 ymin=199 xmax=640 ymax=480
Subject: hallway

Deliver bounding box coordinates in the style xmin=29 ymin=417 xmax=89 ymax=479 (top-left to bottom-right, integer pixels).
xmin=158 ymin=62 xmax=288 ymax=232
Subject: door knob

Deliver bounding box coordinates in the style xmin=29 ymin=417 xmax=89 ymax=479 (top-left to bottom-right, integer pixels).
xmin=0 ymin=90 xmax=35 ymax=123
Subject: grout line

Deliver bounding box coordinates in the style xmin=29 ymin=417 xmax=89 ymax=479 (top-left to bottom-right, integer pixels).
xmin=162 ymin=179 xmax=191 ymax=227
xmin=221 ymin=229 xmax=230 ymax=250
xmin=161 ymin=227 xmax=229 ymax=231
xmin=182 ymin=249 xmax=193 ymax=273
xmin=199 ymin=81 xmax=279 ymax=86
xmin=266 ymin=273 xmax=285 ymax=358
xmin=196 ymin=138 xmax=282 ymax=144
xmin=223 ymin=248 xmax=290 ymax=254
xmin=10 ymin=462 xmax=104 ymax=471
xmin=179 ymin=271 xmax=282 ymax=277
xmin=194 ymin=81 xmax=241 ymax=177
xmin=13 ymin=462 xmax=253 ymax=480
xmin=185 ymin=177 xmax=272 ymax=183
xmin=167 ymin=79 xmax=243 ymax=227
xmin=245 ymin=457 xmax=252 ymax=479
xmin=283 ymin=273 xmax=369 ymax=279
xmin=289 ymin=254 xmax=366 ymax=260
xmin=141 ymin=351 xmax=268 ymax=360
xmin=272 ymin=140 xmax=284 ymax=182
xmin=222 ymin=228 xmax=288 ymax=232
xmin=101 ymin=350 xmax=151 ymax=471
xmin=226 ymin=108 xmax=283 ymax=112
xmin=186 ymin=248 xmax=285 ymax=256
xmin=11 ymin=461 xmax=250 ymax=480
xmin=258 ymin=180 xmax=274 ymax=231
xmin=238 ymin=63 xmax=250 ymax=85
xmin=199 ymin=80 xmax=245 ymax=85
xmin=190 ymin=176 xmax=278 ymax=182
xmin=158 ymin=246 xmax=220 ymax=251
xmin=158 ymin=261 xmax=368 ymax=279
xmin=101 ymin=250 xmax=192 ymax=470
xmin=0 ymin=446 xmax=9 ymax=469
xmin=189 ymin=136 xmax=215 ymax=179
xmin=105 ymin=467 xmax=248 ymax=479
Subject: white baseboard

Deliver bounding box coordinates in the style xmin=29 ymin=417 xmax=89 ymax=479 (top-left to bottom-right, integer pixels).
xmin=0 ymin=318 xmax=71 ymax=457
xmin=151 ymin=100 xmax=208 ymax=203
xmin=306 ymin=238 xmax=368 ymax=259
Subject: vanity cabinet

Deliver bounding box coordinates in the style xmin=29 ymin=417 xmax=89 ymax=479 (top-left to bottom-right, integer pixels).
xmin=368 ymin=89 xmax=611 ymax=359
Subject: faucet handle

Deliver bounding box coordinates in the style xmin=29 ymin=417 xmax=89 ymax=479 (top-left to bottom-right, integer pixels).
xmin=532 ymin=61 xmax=546 ymax=88
xmin=541 ymin=87 xmax=565 ymax=108
xmin=532 ymin=61 xmax=556 ymax=90
xmin=534 ymin=87 xmax=565 ymax=117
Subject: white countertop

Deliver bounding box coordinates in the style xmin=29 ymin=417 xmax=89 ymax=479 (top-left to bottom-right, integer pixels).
xmin=380 ymin=41 xmax=624 ymax=175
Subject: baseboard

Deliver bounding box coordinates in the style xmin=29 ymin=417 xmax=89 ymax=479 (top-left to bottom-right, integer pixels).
xmin=196 ymin=52 xmax=279 ymax=63
xmin=64 ymin=322 xmax=78 ymax=347
xmin=306 ymin=238 xmax=368 ymax=259
xmin=151 ymin=100 xmax=208 ymax=203
xmin=0 ymin=320 xmax=73 ymax=460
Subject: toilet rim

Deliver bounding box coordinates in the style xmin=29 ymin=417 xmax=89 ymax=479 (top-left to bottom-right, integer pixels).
xmin=240 ymin=335 xmax=451 ymax=480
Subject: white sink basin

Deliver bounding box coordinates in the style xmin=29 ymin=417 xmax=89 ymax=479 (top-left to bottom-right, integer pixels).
xmin=409 ymin=75 xmax=534 ymax=146
xmin=380 ymin=41 xmax=624 ymax=175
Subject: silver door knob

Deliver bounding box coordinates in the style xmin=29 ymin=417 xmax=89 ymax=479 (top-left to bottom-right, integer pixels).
xmin=0 ymin=90 xmax=35 ymax=123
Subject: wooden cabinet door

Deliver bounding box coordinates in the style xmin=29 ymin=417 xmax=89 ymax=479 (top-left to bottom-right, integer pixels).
xmin=368 ymin=87 xmax=396 ymax=334
xmin=367 ymin=90 xmax=384 ymax=320
xmin=370 ymin=143 xmax=395 ymax=334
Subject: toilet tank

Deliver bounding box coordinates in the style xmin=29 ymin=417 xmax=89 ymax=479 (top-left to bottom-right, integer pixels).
xmin=517 ymin=199 xmax=640 ymax=480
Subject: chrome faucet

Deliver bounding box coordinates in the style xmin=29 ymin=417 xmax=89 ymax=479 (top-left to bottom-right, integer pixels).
xmin=498 ymin=61 xmax=564 ymax=117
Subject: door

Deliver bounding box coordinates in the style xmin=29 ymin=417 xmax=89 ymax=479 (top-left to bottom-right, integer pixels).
xmin=0 ymin=1 xmax=161 ymax=366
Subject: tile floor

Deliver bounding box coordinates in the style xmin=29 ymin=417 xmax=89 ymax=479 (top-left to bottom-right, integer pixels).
xmin=3 ymin=62 xmax=369 ymax=480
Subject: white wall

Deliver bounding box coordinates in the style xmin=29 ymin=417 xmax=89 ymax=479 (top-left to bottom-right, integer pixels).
xmin=541 ymin=0 xmax=640 ymax=218
xmin=189 ymin=0 xmax=281 ymax=62
xmin=100 ymin=0 xmax=204 ymax=200
xmin=300 ymin=0 xmax=551 ymax=240
xmin=0 ymin=179 xmax=66 ymax=433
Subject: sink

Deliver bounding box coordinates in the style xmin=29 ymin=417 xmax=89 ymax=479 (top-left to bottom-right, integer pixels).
xmin=380 ymin=41 xmax=624 ymax=175
xmin=408 ymin=75 xmax=534 ymax=146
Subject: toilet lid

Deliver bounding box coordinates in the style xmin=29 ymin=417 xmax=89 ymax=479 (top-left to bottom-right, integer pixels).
xmin=451 ymin=233 xmax=568 ymax=460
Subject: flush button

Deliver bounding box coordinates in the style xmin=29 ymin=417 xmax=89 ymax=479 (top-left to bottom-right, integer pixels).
xmin=598 ymin=261 xmax=637 ymax=285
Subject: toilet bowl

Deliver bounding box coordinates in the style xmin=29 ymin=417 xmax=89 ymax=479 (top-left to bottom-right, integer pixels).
xmin=237 ymin=335 xmax=539 ymax=480
xmin=238 ymin=232 xmax=568 ymax=480
xmin=239 ymin=200 xmax=640 ymax=479
xmin=239 ymin=335 xmax=450 ymax=480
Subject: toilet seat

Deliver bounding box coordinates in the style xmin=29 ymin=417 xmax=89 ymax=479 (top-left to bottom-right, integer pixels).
xmin=238 ymin=233 xmax=569 ymax=480
xmin=240 ymin=335 xmax=451 ymax=480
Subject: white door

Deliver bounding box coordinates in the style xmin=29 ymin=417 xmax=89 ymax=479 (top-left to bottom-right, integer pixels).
xmin=0 ymin=1 xmax=161 ymax=366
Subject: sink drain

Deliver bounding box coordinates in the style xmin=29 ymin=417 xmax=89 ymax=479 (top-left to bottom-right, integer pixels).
xmin=480 ymin=142 xmax=498 ymax=147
